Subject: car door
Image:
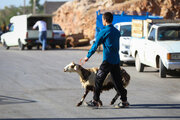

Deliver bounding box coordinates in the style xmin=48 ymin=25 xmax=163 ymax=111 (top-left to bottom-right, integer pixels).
xmin=5 ymin=24 xmax=18 ymax=46
xmin=144 ymin=28 xmax=157 ymax=67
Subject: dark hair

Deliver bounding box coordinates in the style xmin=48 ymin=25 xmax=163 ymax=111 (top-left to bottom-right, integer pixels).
xmin=103 ymin=12 xmax=113 ymax=23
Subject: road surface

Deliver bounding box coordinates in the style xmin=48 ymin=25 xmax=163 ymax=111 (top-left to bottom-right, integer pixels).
xmin=0 ymin=46 xmax=180 ymax=120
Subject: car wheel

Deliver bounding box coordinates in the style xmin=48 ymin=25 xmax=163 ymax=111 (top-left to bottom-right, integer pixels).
xmin=37 ymin=45 xmax=40 ymax=50
xmin=120 ymin=61 xmax=124 ymax=66
xmin=135 ymin=53 xmax=144 ymax=72
xmin=159 ymin=58 xmax=167 ymax=78
xmin=18 ymin=40 xmax=25 ymax=50
xmin=27 ymin=46 xmax=32 ymax=50
xmin=60 ymin=44 xmax=65 ymax=49
xmin=2 ymin=40 xmax=9 ymax=50
xmin=51 ymin=45 xmax=56 ymax=49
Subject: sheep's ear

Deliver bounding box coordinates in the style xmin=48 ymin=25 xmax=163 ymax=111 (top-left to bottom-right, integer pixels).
xmin=74 ymin=66 xmax=77 ymax=71
xmin=74 ymin=65 xmax=79 ymax=71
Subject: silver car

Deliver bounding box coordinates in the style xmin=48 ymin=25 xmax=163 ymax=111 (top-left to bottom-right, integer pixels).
xmin=52 ymin=24 xmax=66 ymax=49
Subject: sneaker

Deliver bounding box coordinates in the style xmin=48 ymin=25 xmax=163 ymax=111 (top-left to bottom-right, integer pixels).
xmin=115 ymin=101 xmax=130 ymax=108
xmin=84 ymin=100 xmax=99 ymax=108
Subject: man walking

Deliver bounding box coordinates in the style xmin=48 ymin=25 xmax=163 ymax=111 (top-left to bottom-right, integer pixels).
xmin=33 ymin=19 xmax=47 ymax=51
xmin=84 ymin=12 xmax=129 ymax=108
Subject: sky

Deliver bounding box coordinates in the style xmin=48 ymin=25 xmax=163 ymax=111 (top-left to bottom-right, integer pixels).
xmin=0 ymin=0 xmax=71 ymax=9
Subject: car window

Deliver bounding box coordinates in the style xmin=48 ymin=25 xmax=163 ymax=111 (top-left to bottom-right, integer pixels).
xmin=9 ymin=24 xmax=14 ymax=32
xmin=114 ymin=24 xmax=119 ymax=30
xmin=148 ymin=28 xmax=155 ymax=41
xmin=53 ymin=24 xmax=62 ymax=30
xmin=158 ymin=26 xmax=180 ymax=41
xmin=120 ymin=25 xmax=131 ymax=37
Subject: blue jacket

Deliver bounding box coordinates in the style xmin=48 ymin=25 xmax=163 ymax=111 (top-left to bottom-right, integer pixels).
xmin=87 ymin=24 xmax=120 ymax=64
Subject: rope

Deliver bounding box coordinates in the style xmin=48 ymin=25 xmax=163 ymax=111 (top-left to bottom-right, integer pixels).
xmin=79 ymin=58 xmax=86 ymax=66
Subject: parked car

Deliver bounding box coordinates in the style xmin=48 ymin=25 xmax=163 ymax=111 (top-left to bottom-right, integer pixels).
xmin=131 ymin=19 xmax=180 ymax=78
xmin=52 ymin=24 xmax=65 ymax=49
xmin=114 ymin=22 xmax=134 ymax=64
xmin=0 ymin=28 xmax=3 ymax=43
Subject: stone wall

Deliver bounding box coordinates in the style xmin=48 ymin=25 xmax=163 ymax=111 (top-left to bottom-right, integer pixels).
xmin=53 ymin=0 xmax=180 ymax=40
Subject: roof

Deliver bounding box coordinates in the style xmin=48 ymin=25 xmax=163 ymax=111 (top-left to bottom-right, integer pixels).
xmin=44 ymin=1 xmax=66 ymax=14
xmin=155 ymin=23 xmax=180 ymax=27
xmin=27 ymin=14 xmax=53 ymax=18
xmin=114 ymin=22 xmax=132 ymax=26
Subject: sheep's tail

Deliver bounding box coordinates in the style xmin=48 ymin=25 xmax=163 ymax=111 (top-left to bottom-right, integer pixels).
xmin=121 ymin=68 xmax=130 ymax=87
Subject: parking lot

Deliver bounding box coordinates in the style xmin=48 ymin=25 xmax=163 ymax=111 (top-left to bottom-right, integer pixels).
xmin=0 ymin=45 xmax=180 ymax=120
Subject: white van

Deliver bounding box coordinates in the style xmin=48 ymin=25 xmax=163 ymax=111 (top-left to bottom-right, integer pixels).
xmin=114 ymin=22 xmax=134 ymax=64
xmin=1 ymin=14 xmax=56 ymax=50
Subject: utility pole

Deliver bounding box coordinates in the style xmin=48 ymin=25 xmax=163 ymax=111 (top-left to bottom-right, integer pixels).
xmin=24 ymin=0 xmax=26 ymax=14
xmin=44 ymin=0 xmax=47 ymax=13
xmin=33 ymin=0 xmax=36 ymax=14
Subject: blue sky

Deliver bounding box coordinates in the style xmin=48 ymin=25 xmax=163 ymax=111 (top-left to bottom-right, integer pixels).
xmin=0 ymin=0 xmax=71 ymax=9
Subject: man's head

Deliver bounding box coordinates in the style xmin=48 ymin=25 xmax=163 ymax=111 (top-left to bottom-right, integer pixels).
xmin=102 ymin=12 xmax=113 ymax=26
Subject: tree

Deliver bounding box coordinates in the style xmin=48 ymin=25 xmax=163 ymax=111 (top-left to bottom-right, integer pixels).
xmin=29 ymin=0 xmax=43 ymax=14
xmin=0 ymin=6 xmax=23 ymax=26
xmin=0 ymin=1 xmax=44 ymax=27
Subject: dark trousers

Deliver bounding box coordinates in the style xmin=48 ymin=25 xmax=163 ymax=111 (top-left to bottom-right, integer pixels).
xmin=93 ymin=61 xmax=127 ymax=102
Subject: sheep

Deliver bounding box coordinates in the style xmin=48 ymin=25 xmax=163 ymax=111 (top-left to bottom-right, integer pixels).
xmin=64 ymin=62 xmax=130 ymax=107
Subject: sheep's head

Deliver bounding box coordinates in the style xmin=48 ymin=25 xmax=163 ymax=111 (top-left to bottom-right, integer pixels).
xmin=64 ymin=62 xmax=80 ymax=72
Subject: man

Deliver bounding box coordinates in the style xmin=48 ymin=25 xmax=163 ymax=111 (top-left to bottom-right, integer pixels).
xmin=84 ymin=12 xmax=129 ymax=108
xmin=1 ymin=21 xmax=7 ymax=33
xmin=33 ymin=19 xmax=47 ymax=51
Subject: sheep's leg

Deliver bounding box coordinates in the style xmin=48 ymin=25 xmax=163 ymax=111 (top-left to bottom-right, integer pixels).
xmin=77 ymin=89 xmax=89 ymax=107
xmin=110 ymin=93 xmax=119 ymax=105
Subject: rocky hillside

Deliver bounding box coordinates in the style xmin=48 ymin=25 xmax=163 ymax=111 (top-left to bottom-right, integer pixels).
xmin=53 ymin=0 xmax=180 ymax=40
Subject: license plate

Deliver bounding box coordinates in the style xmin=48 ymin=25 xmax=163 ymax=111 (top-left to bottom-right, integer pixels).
xmin=54 ymin=33 xmax=60 ymax=39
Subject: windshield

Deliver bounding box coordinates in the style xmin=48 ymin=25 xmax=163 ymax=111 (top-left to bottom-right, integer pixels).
xmin=120 ymin=25 xmax=131 ymax=37
xmin=158 ymin=26 xmax=180 ymax=41
xmin=9 ymin=24 xmax=14 ymax=32
xmin=52 ymin=24 xmax=62 ymax=30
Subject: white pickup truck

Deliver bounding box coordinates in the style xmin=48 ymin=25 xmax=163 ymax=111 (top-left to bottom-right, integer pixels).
xmin=130 ymin=19 xmax=180 ymax=78
xmin=114 ymin=22 xmax=134 ymax=64
xmin=1 ymin=14 xmax=65 ymax=50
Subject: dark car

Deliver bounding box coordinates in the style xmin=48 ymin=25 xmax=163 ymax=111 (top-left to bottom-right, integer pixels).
xmin=0 ymin=28 xmax=3 ymax=43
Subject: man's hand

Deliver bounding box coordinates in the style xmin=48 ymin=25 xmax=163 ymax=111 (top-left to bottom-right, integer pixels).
xmin=84 ymin=57 xmax=89 ymax=62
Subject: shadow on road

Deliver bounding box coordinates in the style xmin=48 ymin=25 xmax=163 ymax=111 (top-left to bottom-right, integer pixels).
xmin=0 ymin=95 xmax=36 ymax=105
xmin=142 ymin=68 xmax=180 ymax=78
xmin=129 ymin=103 xmax=180 ymax=109
xmin=97 ymin=103 xmax=180 ymax=110
xmin=167 ymin=71 xmax=180 ymax=78
xmin=0 ymin=116 xmax=180 ymax=120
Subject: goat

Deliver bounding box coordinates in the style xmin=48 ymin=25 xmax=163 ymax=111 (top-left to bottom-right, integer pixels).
xmin=64 ymin=62 xmax=130 ymax=106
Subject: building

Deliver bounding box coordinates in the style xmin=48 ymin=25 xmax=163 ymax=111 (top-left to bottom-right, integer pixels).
xmin=44 ymin=1 xmax=66 ymax=14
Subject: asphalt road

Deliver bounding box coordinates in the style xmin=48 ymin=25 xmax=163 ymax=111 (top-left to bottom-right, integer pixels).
xmin=0 ymin=45 xmax=180 ymax=120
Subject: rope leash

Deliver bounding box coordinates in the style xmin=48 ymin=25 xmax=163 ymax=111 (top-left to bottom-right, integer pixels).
xmin=79 ymin=58 xmax=86 ymax=66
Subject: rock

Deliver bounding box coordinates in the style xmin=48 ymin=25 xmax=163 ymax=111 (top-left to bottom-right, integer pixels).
xmin=53 ymin=0 xmax=180 ymax=40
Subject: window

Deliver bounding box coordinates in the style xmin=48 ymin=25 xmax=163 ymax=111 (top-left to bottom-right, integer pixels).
xmin=52 ymin=24 xmax=62 ymax=30
xmin=158 ymin=26 xmax=180 ymax=41
xmin=9 ymin=24 xmax=14 ymax=32
xmin=120 ymin=25 xmax=131 ymax=37
xmin=114 ymin=24 xmax=119 ymax=30
xmin=148 ymin=28 xmax=155 ymax=41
